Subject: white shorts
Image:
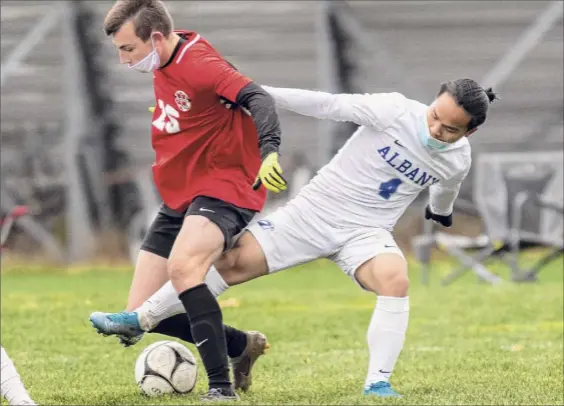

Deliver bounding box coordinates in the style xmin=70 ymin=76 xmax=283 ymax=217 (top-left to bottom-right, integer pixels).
xmin=247 ymin=197 xmax=405 ymax=289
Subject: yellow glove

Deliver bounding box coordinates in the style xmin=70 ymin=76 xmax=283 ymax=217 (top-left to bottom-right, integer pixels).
xmin=252 ymin=152 xmax=287 ymax=193
xmin=152 ymin=104 xmax=285 ymax=193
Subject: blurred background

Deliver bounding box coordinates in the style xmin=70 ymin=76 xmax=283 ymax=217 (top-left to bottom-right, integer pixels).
xmin=1 ymin=1 xmax=562 ymax=273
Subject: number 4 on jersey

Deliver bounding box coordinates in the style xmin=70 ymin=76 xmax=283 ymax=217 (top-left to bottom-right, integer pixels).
xmin=152 ymin=99 xmax=181 ymax=134
xmin=379 ymin=178 xmax=402 ymax=200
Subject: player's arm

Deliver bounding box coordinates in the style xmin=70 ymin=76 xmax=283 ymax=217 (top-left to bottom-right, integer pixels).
xmin=262 ymin=86 xmax=405 ymax=131
xmin=235 ymin=83 xmax=288 ymax=192
xmin=425 ymin=155 xmax=472 ymax=227
xmin=189 ymin=49 xmax=286 ymax=192
xmin=235 ymin=83 xmax=280 ymax=160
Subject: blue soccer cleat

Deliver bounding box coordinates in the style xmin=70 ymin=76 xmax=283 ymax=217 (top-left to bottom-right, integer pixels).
xmin=363 ymin=381 xmax=402 ymax=398
xmin=89 ymin=311 xmax=144 ymax=347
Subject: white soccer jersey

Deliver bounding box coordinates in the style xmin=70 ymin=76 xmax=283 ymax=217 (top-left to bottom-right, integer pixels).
xmin=263 ymin=87 xmax=472 ymax=231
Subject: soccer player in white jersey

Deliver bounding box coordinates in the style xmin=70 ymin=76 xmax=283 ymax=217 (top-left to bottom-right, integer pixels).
xmin=91 ymin=78 xmax=497 ymax=397
xmin=1 ymin=346 xmax=37 ymax=405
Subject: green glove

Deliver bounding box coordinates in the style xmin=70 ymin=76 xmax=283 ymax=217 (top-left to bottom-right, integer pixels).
xmin=252 ymin=152 xmax=287 ymax=193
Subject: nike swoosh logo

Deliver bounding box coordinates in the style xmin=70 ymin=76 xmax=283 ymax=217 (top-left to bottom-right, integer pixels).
xmin=384 ymin=244 xmax=396 ymax=248
xmin=196 ymin=339 xmax=208 ymax=347
xmin=394 ymin=140 xmax=405 ymax=148
xmin=379 ymin=369 xmax=392 ymax=374
xmin=199 ymin=208 xmax=215 ymax=213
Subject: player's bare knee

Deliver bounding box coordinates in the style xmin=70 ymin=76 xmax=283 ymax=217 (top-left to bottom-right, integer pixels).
xmin=356 ymin=254 xmax=408 ymax=297
xmin=362 ymin=267 xmax=408 ymax=297
xmin=168 ymin=215 xmax=225 ymax=286
xmin=167 ymin=254 xmax=208 ymax=285
xmin=381 ymin=272 xmax=409 ymax=297
xmin=166 ymin=256 xmax=187 ymax=282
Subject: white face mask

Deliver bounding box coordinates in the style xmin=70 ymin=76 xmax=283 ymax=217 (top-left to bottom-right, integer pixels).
xmin=418 ymin=113 xmax=449 ymax=151
xmin=128 ymin=39 xmax=160 ymax=73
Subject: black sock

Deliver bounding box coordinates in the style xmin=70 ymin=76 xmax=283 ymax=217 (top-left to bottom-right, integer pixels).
xmin=150 ymin=314 xmax=248 ymax=358
xmin=179 ymin=284 xmax=231 ymax=389
xmin=224 ymin=325 xmax=248 ymax=358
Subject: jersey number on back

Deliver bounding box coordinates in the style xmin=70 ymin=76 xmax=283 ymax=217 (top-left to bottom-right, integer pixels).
xmin=379 ymin=178 xmax=402 ymax=200
xmin=152 ymin=99 xmax=180 ymax=134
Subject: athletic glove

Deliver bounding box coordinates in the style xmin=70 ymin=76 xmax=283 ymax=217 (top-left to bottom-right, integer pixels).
xmin=425 ymin=205 xmax=453 ymax=228
xmin=150 ymin=106 xmax=286 ymax=193
xmin=252 ymin=152 xmax=287 ymax=193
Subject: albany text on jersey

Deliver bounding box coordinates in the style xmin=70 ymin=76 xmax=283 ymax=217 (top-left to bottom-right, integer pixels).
xmin=262 ymin=87 xmax=472 ymax=230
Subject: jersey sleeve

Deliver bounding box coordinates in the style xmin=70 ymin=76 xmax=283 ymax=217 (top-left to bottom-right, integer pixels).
xmin=428 ymin=149 xmax=472 ymax=215
xmin=262 ymin=86 xmax=406 ymax=131
xmin=186 ymin=46 xmax=252 ymax=101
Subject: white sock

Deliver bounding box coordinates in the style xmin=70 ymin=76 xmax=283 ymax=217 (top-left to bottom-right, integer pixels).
xmin=135 ymin=265 xmax=230 ymax=331
xmin=1 ymin=346 xmax=35 ymax=405
xmin=365 ymin=296 xmax=409 ymax=387
xmin=204 ymin=265 xmax=230 ymax=297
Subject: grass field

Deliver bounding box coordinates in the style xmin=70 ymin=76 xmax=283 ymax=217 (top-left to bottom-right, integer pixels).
xmin=1 ymin=256 xmax=563 ymax=405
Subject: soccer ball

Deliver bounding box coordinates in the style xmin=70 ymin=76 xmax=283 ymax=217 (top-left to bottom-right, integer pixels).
xmin=135 ymin=341 xmax=198 ymax=396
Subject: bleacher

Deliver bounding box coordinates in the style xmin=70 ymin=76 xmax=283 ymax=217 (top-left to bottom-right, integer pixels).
xmin=2 ymin=0 xmax=562 ymax=203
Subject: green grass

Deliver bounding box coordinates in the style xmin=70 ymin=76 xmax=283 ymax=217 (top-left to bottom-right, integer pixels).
xmin=1 ymin=257 xmax=563 ymax=405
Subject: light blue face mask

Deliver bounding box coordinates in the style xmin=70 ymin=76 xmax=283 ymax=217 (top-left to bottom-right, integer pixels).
xmin=418 ymin=114 xmax=449 ymax=151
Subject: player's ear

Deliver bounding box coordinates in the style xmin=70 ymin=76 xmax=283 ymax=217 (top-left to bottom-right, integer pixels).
xmin=151 ymin=31 xmax=166 ymax=44
xmin=465 ymin=128 xmax=478 ymax=137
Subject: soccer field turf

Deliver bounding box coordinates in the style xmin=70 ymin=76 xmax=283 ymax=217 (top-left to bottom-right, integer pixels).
xmin=1 ymin=258 xmax=563 ymax=405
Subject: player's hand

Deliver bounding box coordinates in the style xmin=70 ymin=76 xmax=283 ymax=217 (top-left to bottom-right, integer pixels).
xmin=252 ymin=152 xmax=287 ymax=193
xmin=425 ymin=205 xmax=453 ymax=227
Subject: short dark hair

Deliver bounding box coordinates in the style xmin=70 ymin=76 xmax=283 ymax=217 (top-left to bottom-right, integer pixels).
xmin=437 ymin=78 xmax=499 ymax=130
xmin=104 ymin=0 xmax=173 ymax=41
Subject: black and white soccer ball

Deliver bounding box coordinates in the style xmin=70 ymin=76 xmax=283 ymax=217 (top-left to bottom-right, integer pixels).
xmin=134 ymin=341 xmax=198 ymax=396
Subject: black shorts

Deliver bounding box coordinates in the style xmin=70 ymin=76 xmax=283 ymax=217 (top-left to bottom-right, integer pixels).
xmin=140 ymin=196 xmax=257 ymax=259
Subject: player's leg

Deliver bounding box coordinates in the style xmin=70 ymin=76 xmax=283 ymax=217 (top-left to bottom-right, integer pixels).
xmin=355 ymin=253 xmax=409 ymax=397
xmin=90 ymin=204 xmax=184 ymax=344
xmin=134 ymin=265 xmax=231 ymax=332
xmin=213 ymin=231 xmax=270 ymax=285
xmin=126 ymin=205 xmax=230 ymax=311
xmin=95 ymin=198 xmax=333 ymax=331
xmin=207 ymin=205 xmax=336 ymax=393
xmin=121 ymin=236 xmax=269 ymax=393
xmin=89 ymin=204 xmax=253 ymax=368
xmin=134 ymin=263 xmax=268 ymax=394
xmin=93 ymin=200 xmax=331 ymax=393
xmin=92 ymin=288 xmax=259 ymax=372
xmin=332 ymin=230 xmax=409 ymax=398
xmin=125 ymin=250 xmax=169 ymax=311
xmin=208 ymin=231 xmax=279 ymax=392
xmin=1 ymin=346 xmax=36 ymax=406
xmin=132 ymin=230 xmax=270 ymax=332
xmin=167 ymin=196 xmax=256 ymax=400
xmin=95 ymin=231 xmax=270 ymax=339
xmin=121 ymin=205 xmax=186 ymax=335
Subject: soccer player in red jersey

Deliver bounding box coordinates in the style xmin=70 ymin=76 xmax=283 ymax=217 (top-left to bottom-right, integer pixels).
xmin=95 ymin=0 xmax=287 ymax=400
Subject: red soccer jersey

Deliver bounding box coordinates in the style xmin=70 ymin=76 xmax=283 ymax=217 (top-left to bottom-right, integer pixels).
xmin=151 ymin=30 xmax=266 ymax=212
